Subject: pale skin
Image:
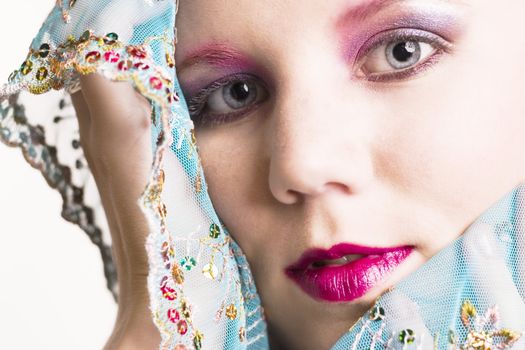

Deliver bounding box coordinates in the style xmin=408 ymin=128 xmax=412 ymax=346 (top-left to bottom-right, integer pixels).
xmin=72 ymin=0 xmax=525 ymax=349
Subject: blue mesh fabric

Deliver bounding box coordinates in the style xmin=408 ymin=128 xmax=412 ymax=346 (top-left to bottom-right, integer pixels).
xmin=1 ymin=1 xmax=524 ymax=349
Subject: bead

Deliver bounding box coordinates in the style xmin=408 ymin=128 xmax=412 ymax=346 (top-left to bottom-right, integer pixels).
xmin=103 ymin=32 xmax=119 ymax=45
xmin=36 ymin=67 xmax=48 ymax=81
xmin=209 ymin=223 xmax=221 ymax=239
xmin=72 ymin=139 xmax=80 ymax=149
xmin=181 ymin=299 xmax=191 ymax=318
xmin=369 ymin=305 xmax=385 ymax=321
xmin=127 ymin=46 xmax=147 ymax=59
xmin=202 ymin=263 xmax=218 ymax=280
xmin=167 ymin=308 xmax=180 ymax=323
xmin=177 ymin=320 xmax=188 ymax=335
xmin=149 ymin=77 xmax=163 ymax=90
xmin=8 ymin=70 xmax=18 ymax=82
xmin=193 ymin=331 xmax=203 ymax=350
xmin=239 ymin=327 xmax=246 ymax=342
xmin=117 ymin=60 xmax=132 ymax=71
xmin=38 ymin=43 xmax=50 ymax=58
xmin=21 ymin=60 xmax=33 ymax=75
xmin=159 ymin=169 xmax=165 ymax=186
xmin=160 ymin=276 xmax=177 ymax=301
xmin=174 ymin=345 xmax=186 ymax=350
xmin=172 ymin=263 xmax=185 ymax=284
xmin=165 ymin=52 xmax=175 ymax=68
xmin=225 ymin=304 xmax=237 ymax=320
xmin=79 ymin=30 xmax=91 ymax=42
xmin=75 ymin=159 xmax=83 ymax=169
xmin=85 ymin=51 xmax=101 ymax=63
xmin=133 ymin=62 xmax=150 ymax=71
xmin=104 ymin=50 xmax=120 ymax=63
xmin=399 ymin=329 xmax=415 ymax=344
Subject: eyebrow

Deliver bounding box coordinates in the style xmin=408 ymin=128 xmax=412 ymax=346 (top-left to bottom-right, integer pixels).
xmin=337 ymin=0 xmax=463 ymax=24
xmin=177 ymin=43 xmax=248 ymax=74
xmin=178 ymin=0 xmax=463 ymax=73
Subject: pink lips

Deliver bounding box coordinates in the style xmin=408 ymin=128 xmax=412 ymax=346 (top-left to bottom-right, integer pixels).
xmin=285 ymin=243 xmax=413 ymax=302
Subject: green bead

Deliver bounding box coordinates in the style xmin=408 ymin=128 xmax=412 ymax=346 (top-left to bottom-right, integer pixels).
xmin=79 ymin=30 xmax=91 ymax=42
xmin=103 ymin=32 xmax=118 ymax=45
xmin=399 ymin=329 xmax=415 ymax=344
xmin=38 ymin=43 xmax=50 ymax=58
xmin=369 ymin=305 xmax=385 ymax=321
xmin=209 ymin=223 xmax=221 ymax=238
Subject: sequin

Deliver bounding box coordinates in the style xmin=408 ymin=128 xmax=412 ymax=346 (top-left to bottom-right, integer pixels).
xmin=134 ymin=62 xmax=150 ymax=70
xmin=369 ymin=305 xmax=385 ymax=321
xmin=127 ymin=46 xmax=148 ymax=59
xmin=174 ymin=345 xmax=186 ymax=350
xmin=103 ymin=32 xmax=119 ymax=45
xmin=79 ymin=30 xmax=91 ymax=43
xmin=172 ymin=263 xmax=185 ymax=284
xmin=177 ymin=320 xmax=188 ymax=335
xmin=21 ymin=60 xmax=33 ymax=75
xmin=36 ymin=67 xmax=48 ymax=81
xmin=180 ymin=256 xmax=197 ymax=271
xmin=167 ymin=308 xmax=180 ymax=323
xmin=160 ymin=276 xmax=177 ymax=301
xmin=150 ymin=77 xmax=163 ymax=90
xmin=85 ymin=51 xmax=101 ymax=63
xmin=209 ymin=223 xmax=221 ymax=239
xmin=38 ymin=43 xmax=50 ymax=58
xmin=117 ymin=60 xmax=132 ymax=71
xmin=166 ymin=52 xmax=175 ymax=68
xmin=8 ymin=70 xmax=18 ymax=82
xmin=202 ymin=263 xmax=218 ymax=280
xmin=193 ymin=331 xmax=204 ymax=350
xmin=104 ymin=51 xmax=120 ymax=63
xmin=399 ymin=329 xmax=415 ymax=344
xmin=225 ymin=304 xmax=237 ymax=320
xmin=239 ymin=327 xmax=246 ymax=342
xmin=181 ymin=299 xmax=191 ymax=319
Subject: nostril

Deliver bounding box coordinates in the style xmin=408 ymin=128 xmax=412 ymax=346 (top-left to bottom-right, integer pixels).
xmin=324 ymin=182 xmax=352 ymax=195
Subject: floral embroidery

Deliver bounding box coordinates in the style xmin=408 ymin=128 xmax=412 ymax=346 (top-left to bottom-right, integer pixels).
xmin=447 ymin=300 xmax=523 ymax=350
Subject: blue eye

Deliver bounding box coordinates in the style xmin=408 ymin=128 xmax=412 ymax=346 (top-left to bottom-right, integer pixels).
xmin=187 ymin=73 xmax=269 ymax=127
xmin=355 ymin=28 xmax=453 ymax=82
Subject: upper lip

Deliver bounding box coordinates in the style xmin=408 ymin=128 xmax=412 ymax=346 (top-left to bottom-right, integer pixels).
xmin=286 ymin=243 xmax=413 ymax=271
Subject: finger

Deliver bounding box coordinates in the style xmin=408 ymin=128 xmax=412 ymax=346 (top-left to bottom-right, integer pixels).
xmin=70 ymin=90 xmax=99 ymax=178
xmin=79 ymin=73 xmax=151 ymax=132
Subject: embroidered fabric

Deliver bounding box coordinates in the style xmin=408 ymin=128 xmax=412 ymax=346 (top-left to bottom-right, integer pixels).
xmin=1 ymin=1 xmax=524 ymax=349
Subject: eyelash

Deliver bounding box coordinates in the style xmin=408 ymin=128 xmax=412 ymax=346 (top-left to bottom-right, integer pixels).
xmin=186 ymin=28 xmax=453 ymax=126
xmin=187 ymin=73 xmax=264 ymax=127
xmin=354 ymin=28 xmax=453 ymax=82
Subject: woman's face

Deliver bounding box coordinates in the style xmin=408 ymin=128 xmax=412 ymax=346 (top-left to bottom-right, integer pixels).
xmin=175 ymin=0 xmax=525 ymax=348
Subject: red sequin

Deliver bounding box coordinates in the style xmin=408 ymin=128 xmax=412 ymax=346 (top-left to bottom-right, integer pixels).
xmin=117 ymin=60 xmax=132 ymax=71
xmin=85 ymin=51 xmax=101 ymax=63
xmin=160 ymin=276 xmax=177 ymax=301
xmin=150 ymin=77 xmax=163 ymax=90
xmin=127 ymin=46 xmax=148 ymax=59
xmin=167 ymin=309 xmax=180 ymax=323
xmin=134 ymin=62 xmax=150 ymax=70
xmin=104 ymin=51 xmax=120 ymax=63
xmin=177 ymin=320 xmax=188 ymax=335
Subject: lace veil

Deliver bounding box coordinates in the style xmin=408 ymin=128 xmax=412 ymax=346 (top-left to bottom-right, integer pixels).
xmin=1 ymin=1 xmax=524 ymax=349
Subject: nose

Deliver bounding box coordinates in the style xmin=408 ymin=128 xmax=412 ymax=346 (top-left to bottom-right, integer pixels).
xmin=267 ymin=62 xmax=375 ymax=205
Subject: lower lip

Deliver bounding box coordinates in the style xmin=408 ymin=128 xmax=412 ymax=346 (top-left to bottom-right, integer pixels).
xmin=285 ymin=247 xmax=413 ymax=302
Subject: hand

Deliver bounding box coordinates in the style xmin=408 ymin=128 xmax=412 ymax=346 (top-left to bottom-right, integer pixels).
xmin=71 ymin=73 xmax=160 ymax=349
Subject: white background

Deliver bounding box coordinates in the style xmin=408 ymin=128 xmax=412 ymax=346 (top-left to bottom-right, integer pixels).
xmin=0 ymin=2 xmax=117 ymax=349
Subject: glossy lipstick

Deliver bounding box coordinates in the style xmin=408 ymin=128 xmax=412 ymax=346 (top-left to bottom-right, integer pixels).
xmin=285 ymin=243 xmax=413 ymax=302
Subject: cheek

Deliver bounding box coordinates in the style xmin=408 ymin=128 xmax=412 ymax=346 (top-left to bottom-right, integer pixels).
xmin=196 ymin=127 xmax=268 ymax=255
